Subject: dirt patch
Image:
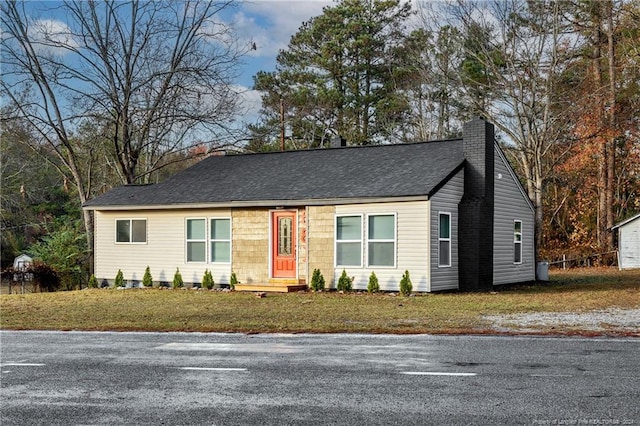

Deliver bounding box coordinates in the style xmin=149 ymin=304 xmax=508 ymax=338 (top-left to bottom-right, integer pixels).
xmin=484 ymin=308 xmax=640 ymax=335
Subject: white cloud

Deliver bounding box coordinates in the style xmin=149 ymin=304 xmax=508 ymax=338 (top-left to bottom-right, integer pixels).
xmin=226 ymin=1 xmax=331 ymax=123
xmin=27 ymin=19 xmax=78 ymax=56
xmin=234 ymin=84 xmax=264 ymax=124
xmin=235 ymin=1 xmax=331 ymax=58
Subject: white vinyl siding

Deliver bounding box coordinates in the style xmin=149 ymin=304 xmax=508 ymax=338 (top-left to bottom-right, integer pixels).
xmin=430 ymin=169 xmax=464 ymax=291
xmin=335 ymin=201 xmax=429 ymax=292
xmin=95 ymin=209 xmax=232 ymax=286
xmin=115 ymin=219 xmax=147 ymax=244
xmin=616 ymin=216 xmax=640 ymax=270
xmin=493 ymin=145 xmax=535 ymax=284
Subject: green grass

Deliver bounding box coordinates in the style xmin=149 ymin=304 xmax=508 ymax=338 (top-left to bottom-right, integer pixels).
xmin=1 ymin=268 xmax=638 ymax=335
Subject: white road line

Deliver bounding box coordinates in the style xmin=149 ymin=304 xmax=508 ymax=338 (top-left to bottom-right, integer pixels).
xmin=401 ymin=371 xmax=477 ymax=376
xmin=1 ymin=363 xmax=45 ymax=367
xmin=179 ymin=367 xmax=247 ymax=372
xmin=530 ymin=374 xmax=573 ymax=378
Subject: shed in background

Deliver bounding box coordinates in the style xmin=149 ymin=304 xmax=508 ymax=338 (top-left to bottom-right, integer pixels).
xmin=13 ymin=254 xmax=32 ymax=270
xmin=612 ymin=213 xmax=640 ymax=270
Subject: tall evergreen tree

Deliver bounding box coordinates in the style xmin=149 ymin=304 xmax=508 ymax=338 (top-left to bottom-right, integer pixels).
xmin=252 ymin=0 xmax=413 ymax=147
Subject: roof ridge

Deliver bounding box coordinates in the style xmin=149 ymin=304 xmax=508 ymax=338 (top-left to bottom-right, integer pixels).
xmin=233 ymin=138 xmax=462 ymax=158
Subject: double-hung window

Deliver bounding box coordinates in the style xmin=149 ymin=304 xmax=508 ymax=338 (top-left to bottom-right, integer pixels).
xmin=514 ymin=220 xmax=522 ymax=264
xmin=186 ymin=219 xmax=206 ymax=262
xmin=438 ymin=213 xmax=451 ymax=267
xmin=116 ymin=219 xmax=147 ymax=243
xmin=335 ymin=215 xmax=363 ymax=267
xmin=186 ymin=218 xmax=231 ymax=263
xmin=210 ymin=218 xmax=231 ymax=263
xmin=367 ymin=214 xmax=396 ymax=267
xmin=335 ymin=213 xmax=397 ymax=268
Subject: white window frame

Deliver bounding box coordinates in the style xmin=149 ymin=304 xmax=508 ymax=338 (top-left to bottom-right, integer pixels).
xmin=210 ymin=217 xmax=232 ymax=264
xmin=186 ymin=218 xmax=207 ymax=263
xmin=438 ymin=212 xmax=451 ymax=268
xmin=335 ymin=214 xmax=363 ymax=268
xmin=115 ymin=218 xmax=147 ymax=244
xmin=514 ymin=220 xmax=523 ymax=264
xmin=366 ymin=213 xmax=397 ymax=268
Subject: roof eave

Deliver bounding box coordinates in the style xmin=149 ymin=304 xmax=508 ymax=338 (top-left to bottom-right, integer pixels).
xmin=611 ymin=212 xmax=640 ymax=230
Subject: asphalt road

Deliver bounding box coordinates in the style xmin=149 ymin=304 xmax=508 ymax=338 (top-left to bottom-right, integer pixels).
xmin=1 ymin=331 xmax=639 ymax=425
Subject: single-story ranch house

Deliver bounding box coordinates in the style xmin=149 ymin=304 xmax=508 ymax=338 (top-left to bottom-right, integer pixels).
xmin=83 ymin=117 xmax=535 ymax=292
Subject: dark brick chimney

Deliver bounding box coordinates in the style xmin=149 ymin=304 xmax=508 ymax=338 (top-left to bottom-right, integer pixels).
xmin=458 ymin=117 xmax=494 ymax=291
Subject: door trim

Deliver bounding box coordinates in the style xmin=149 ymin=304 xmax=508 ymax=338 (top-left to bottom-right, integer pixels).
xmin=269 ymin=209 xmax=298 ymax=279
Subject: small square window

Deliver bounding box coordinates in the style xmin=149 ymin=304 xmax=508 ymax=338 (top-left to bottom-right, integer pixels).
xmin=116 ymin=219 xmax=146 ymax=243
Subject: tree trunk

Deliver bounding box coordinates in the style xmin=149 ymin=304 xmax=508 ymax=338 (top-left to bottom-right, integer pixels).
xmin=592 ymin=12 xmax=608 ymax=250
xmin=605 ymin=0 xmax=616 ymax=252
xmin=82 ymin=209 xmax=95 ymax=276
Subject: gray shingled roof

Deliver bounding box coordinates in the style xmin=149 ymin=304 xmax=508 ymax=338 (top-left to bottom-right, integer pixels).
xmin=83 ymin=139 xmax=464 ymax=209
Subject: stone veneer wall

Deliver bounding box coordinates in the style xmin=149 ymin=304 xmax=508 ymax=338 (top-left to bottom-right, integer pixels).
xmin=307 ymin=205 xmax=336 ymax=288
xmin=231 ymin=209 xmax=270 ymax=284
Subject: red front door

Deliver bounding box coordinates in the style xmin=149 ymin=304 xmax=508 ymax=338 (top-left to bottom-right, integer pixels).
xmin=272 ymin=211 xmax=296 ymax=278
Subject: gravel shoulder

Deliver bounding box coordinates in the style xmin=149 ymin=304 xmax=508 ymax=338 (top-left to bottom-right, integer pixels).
xmin=484 ymin=308 xmax=640 ymax=335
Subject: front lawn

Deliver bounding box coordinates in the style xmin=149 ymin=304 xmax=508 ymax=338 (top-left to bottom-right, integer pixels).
xmin=1 ymin=268 xmax=638 ymax=335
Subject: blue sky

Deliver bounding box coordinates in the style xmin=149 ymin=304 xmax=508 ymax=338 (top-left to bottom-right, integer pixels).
xmin=15 ymin=0 xmax=334 ymax=124
xmin=225 ymin=1 xmax=333 ymax=120
xmin=231 ymin=1 xmax=332 ymax=86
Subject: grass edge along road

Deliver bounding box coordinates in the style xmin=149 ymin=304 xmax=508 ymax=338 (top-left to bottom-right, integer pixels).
xmin=1 ymin=268 xmax=638 ymax=336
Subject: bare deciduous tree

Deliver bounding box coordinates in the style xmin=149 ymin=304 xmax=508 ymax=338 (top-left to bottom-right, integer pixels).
xmin=447 ymin=0 xmax=577 ymax=257
xmin=1 ymin=0 xmax=248 ymax=270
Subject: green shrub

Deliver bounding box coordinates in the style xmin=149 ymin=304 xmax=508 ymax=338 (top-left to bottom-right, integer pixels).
xmin=114 ymin=269 xmax=124 ymax=288
xmin=399 ymin=270 xmax=412 ymax=296
xmin=27 ymin=219 xmax=88 ymax=283
xmin=172 ymin=268 xmax=184 ymax=289
xmin=88 ymin=274 xmax=98 ymax=289
xmin=142 ymin=266 xmax=153 ymax=287
xmin=229 ymin=272 xmax=238 ymax=290
xmin=367 ymin=271 xmax=380 ymax=293
xmin=337 ymin=269 xmax=352 ymax=292
xmin=202 ymin=269 xmax=214 ymax=290
xmin=310 ymin=268 xmax=325 ymax=291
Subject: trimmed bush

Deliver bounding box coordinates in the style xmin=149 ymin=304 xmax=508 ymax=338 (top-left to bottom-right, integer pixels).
xmin=399 ymin=270 xmax=412 ymax=296
xmin=114 ymin=269 xmax=124 ymax=288
xmin=337 ymin=269 xmax=352 ymax=292
xmin=88 ymin=274 xmax=98 ymax=289
xmin=142 ymin=266 xmax=153 ymax=287
xmin=229 ymin=272 xmax=238 ymax=290
xmin=310 ymin=268 xmax=325 ymax=291
xmin=202 ymin=269 xmax=214 ymax=290
xmin=367 ymin=271 xmax=380 ymax=293
xmin=172 ymin=268 xmax=184 ymax=289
